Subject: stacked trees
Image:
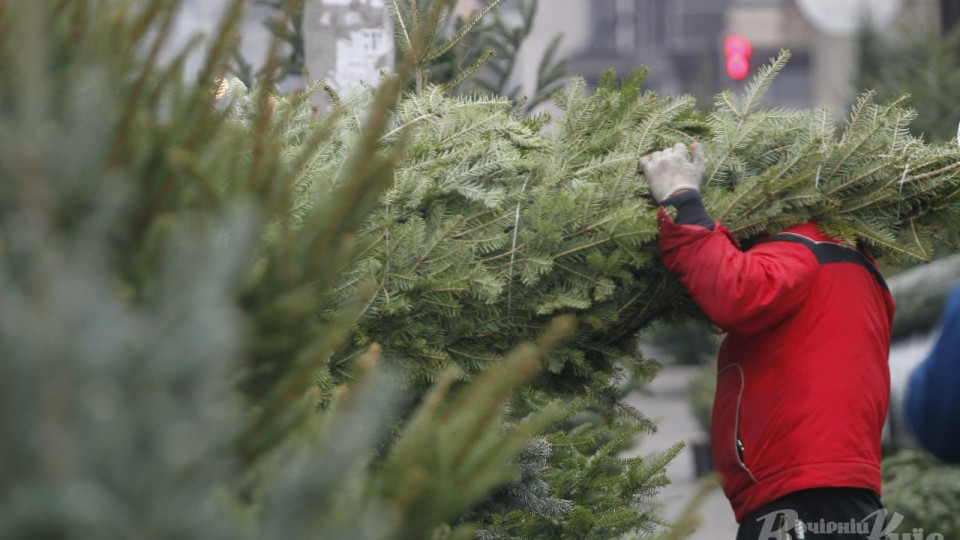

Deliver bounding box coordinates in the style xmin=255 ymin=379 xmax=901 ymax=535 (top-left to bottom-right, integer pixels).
xmin=237 ymin=39 xmax=959 ymax=535
xmin=856 ymin=21 xmax=960 ymax=144
xmin=261 ymin=51 xmax=960 ymax=404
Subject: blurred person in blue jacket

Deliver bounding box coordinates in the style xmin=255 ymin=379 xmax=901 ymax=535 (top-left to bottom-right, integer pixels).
xmin=905 ymin=282 xmax=960 ymax=463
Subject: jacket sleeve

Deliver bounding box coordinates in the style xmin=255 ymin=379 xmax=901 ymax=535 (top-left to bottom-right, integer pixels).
xmin=657 ymin=207 xmax=819 ymax=335
xmin=905 ymin=284 xmax=960 ymax=464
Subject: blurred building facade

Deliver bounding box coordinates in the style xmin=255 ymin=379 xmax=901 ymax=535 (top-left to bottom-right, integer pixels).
xmin=168 ymin=0 xmax=951 ymax=114
xmin=165 ymin=0 xmax=276 ymax=79
xmin=506 ymin=0 xmax=946 ymax=114
xmin=571 ymin=0 xmax=730 ymax=101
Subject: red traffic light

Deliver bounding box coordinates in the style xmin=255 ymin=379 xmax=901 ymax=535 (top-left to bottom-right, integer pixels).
xmin=726 ymin=56 xmax=749 ymax=80
xmin=724 ymin=35 xmax=752 ymax=58
xmin=724 ymin=35 xmax=752 ymax=80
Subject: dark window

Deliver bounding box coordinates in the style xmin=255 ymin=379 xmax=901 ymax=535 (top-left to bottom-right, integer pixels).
xmin=592 ymin=0 xmax=618 ymax=55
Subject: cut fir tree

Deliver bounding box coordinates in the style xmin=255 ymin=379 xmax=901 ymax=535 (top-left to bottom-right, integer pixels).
xmin=250 ymin=50 xmax=959 ymax=406
xmin=224 ymin=42 xmax=958 ymax=537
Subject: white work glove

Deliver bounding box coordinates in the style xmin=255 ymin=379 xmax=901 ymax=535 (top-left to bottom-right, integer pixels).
xmin=640 ymin=142 xmax=706 ymax=203
xmin=212 ymin=77 xmax=249 ymax=114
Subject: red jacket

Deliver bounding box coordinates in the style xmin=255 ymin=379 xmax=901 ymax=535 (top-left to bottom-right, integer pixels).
xmin=657 ymin=208 xmax=894 ymax=522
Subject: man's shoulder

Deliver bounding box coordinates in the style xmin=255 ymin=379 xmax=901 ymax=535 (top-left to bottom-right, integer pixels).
xmin=777 ymin=222 xmax=838 ymax=244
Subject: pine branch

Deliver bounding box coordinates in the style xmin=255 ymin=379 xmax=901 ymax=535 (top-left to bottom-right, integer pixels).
xmin=738 ymin=49 xmax=791 ymax=116
xmin=428 ymin=0 xmax=507 ymax=62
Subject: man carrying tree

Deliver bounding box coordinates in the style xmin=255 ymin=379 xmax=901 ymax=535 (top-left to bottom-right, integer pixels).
xmin=642 ymin=144 xmax=895 ymax=540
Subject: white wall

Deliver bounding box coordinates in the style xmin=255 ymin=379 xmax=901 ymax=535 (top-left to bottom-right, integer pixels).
xmin=163 ymin=0 xmax=276 ymax=82
xmin=511 ymin=0 xmax=593 ymax=99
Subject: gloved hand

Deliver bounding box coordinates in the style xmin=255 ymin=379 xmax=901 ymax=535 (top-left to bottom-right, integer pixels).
xmin=640 ymin=142 xmax=706 ymax=203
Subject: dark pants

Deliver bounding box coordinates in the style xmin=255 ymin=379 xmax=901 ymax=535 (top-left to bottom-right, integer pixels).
xmin=735 ymin=487 xmax=885 ymax=540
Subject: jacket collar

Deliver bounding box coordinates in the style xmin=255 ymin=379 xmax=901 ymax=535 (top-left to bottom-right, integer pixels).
xmin=780 ymin=222 xmax=843 ymax=244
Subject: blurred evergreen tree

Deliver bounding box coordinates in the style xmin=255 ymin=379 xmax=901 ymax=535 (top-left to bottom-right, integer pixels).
xmin=424 ymin=0 xmax=568 ymax=111
xmin=856 ymin=21 xmax=960 ymax=143
xmin=639 ymin=320 xmax=721 ymax=366
xmin=882 ymin=451 xmax=960 ymax=538
xmin=231 ymin=0 xmax=306 ymax=86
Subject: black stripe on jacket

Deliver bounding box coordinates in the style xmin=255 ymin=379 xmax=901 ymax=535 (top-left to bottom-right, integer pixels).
xmin=756 ymin=232 xmax=888 ymax=291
